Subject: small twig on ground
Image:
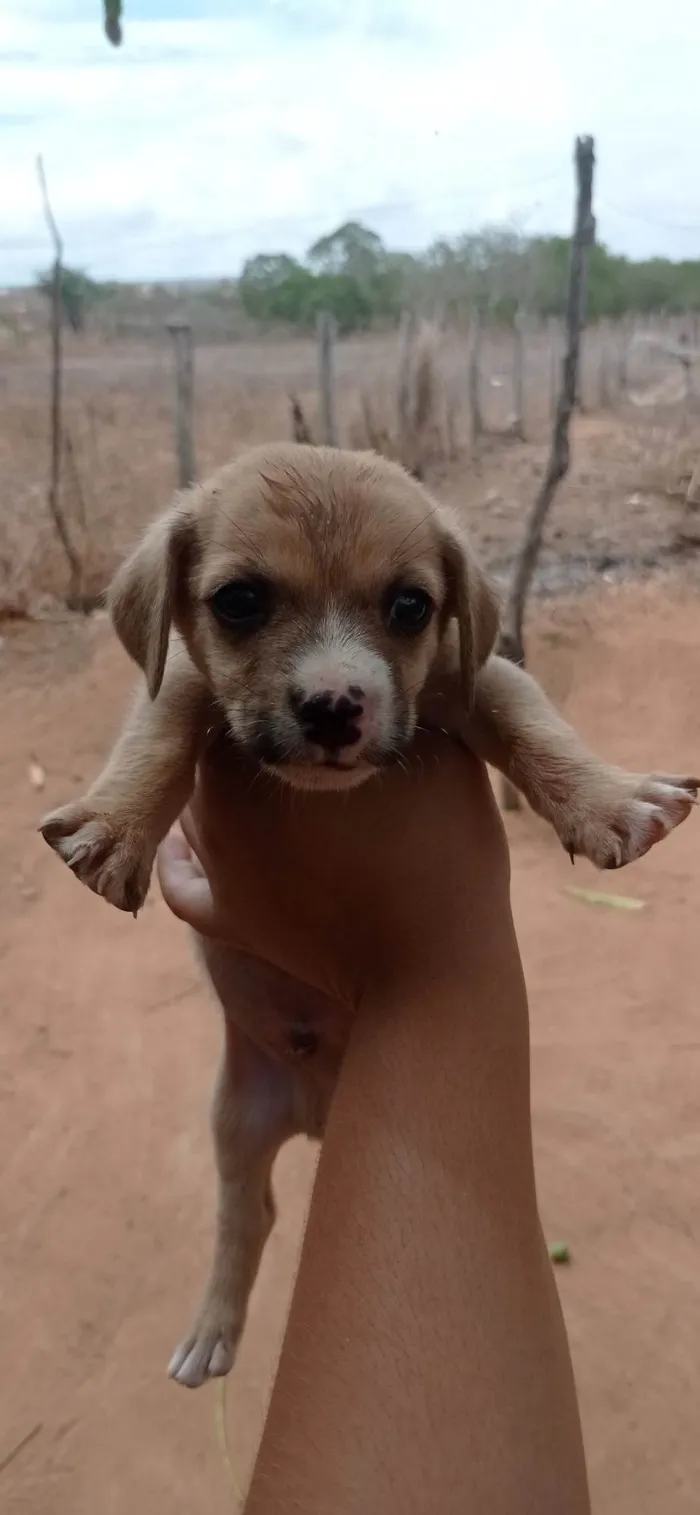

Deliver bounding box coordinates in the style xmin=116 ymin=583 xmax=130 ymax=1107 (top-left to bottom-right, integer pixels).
xmin=0 ymin=1423 xmax=42 ymax=1479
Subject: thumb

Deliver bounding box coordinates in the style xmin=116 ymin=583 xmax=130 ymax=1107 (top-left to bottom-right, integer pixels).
xmin=156 ymin=826 xmax=221 ymax=938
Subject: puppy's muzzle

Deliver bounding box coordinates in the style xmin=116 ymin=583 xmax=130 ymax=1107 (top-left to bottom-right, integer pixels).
xmin=289 ymin=684 xmax=364 ymax=754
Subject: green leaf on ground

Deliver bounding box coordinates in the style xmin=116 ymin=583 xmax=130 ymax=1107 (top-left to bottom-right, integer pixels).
xmin=565 ymin=886 xmax=645 ymax=911
xmin=549 ymin=1242 xmax=571 ymax=1264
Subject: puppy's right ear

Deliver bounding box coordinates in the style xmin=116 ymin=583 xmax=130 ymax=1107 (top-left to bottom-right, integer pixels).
xmin=437 ymin=509 xmax=500 ymax=712
xmin=108 ymin=500 xmax=195 ymax=699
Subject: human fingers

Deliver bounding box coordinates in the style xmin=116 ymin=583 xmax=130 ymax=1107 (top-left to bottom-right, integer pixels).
xmin=156 ymin=825 xmax=221 ymax=937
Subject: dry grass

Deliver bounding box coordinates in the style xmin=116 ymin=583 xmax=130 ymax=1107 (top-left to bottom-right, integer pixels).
xmin=347 ymin=323 xmax=458 ymax=478
xmin=2 ymin=320 xmax=700 ymax=617
xmin=634 ymin=423 xmax=699 ymax=501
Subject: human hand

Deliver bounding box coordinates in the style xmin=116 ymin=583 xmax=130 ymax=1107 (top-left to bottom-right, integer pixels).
xmin=157 ymin=729 xmax=510 ymax=1005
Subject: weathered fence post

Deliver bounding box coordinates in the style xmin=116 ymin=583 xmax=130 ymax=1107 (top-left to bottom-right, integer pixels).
xmin=467 ymin=307 xmax=484 ymax=443
xmin=499 ymin=134 xmax=596 ymax=811
xmin=396 ymin=309 xmax=418 ymax=444
xmin=686 ymin=459 xmax=700 ymax=508
xmin=36 ymin=153 xmax=84 ymax=606
xmin=167 ymin=320 xmax=196 ymax=488
xmin=511 ymin=307 xmax=526 ymax=439
xmin=617 ymin=316 xmax=631 ymax=399
xmin=317 ymin=310 xmax=337 ymax=446
xmin=548 ymin=316 xmax=560 ymax=421
xmin=678 ymin=331 xmax=694 ymax=407
xmin=597 ymin=320 xmax=613 ymax=409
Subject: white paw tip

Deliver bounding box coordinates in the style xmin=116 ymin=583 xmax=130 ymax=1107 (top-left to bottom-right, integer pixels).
xmin=168 ymin=1348 xmax=203 ymax=1389
xmin=209 ymin=1340 xmax=233 ymax=1377
xmin=168 ymin=1336 xmax=233 ymax=1389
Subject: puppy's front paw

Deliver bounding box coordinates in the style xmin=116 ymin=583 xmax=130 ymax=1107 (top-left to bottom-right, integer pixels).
xmin=39 ymin=801 xmax=155 ymax=913
xmin=563 ymin=773 xmax=698 ymax=870
xmin=168 ymin=1297 xmax=243 ymax=1389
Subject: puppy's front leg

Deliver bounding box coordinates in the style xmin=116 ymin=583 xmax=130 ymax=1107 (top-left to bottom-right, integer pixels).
xmin=424 ymin=654 xmax=697 ymax=869
xmin=169 ymin=1025 xmax=299 ymax=1389
xmin=40 ymin=646 xmax=210 ymax=912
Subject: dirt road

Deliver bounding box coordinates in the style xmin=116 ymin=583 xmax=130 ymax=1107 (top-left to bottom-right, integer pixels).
xmin=1 ymin=579 xmax=698 ymax=1513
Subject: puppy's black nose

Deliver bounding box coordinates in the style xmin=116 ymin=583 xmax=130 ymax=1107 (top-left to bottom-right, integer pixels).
xmin=289 ymin=687 xmax=364 ymax=751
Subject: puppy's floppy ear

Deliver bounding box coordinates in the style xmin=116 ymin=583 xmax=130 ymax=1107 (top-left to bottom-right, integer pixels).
xmin=108 ymin=499 xmax=195 ymax=699
xmin=438 ymin=509 xmax=500 ymax=711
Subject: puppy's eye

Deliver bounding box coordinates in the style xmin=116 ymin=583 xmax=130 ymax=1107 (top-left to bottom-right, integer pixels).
xmin=210 ymin=577 xmax=271 ymax=631
xmin=385 ymin=585 xmax=434 ymax=634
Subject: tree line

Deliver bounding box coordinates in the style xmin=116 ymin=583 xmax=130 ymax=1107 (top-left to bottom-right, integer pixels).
xmin=40 ymin=219 xmax=700 ymax=335
xmin=237 ymin=222 xmax=700 ymax=331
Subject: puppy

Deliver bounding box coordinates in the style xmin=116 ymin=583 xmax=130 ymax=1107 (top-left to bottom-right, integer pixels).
xmin=40 ymin=443 xmax=696 ymax=1387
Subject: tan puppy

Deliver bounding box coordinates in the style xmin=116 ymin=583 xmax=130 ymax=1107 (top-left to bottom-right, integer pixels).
xmin=40 ymin=443 xmax=696 ymax=1387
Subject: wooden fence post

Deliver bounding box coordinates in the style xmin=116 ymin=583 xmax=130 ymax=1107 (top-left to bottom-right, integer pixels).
xmin=317 ymin=310 xmax=337 ymax=446
xmin=548 ymin=316 xmax=560 ymax=421
xmin=501 ymin=135 xmax=595 ymax=667
xmin=511 ymin=307 xmax=526 ymax=439
xmin=467 ymin=308 xmax=484 ymax=443
xmin=686 ymin=459 xmax=700 ymax=508
xmin=499 ymin=134 xmax=595 ymax=810
xmin=396 ymin=309 xmax=418 ymax=443
xmin=597 ymin=321 xmax=612 ymax=408
xmin=617 ymin=317 xmax=631 ymax=399
xmin=36 ymin=154 xmax=84 ymax=607
xmin=167 ymin=320 xmax=196 ymax=488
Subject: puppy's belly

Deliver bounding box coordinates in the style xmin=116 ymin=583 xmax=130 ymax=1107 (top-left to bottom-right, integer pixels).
xmin=194 ymin=934 xmax=352 ymax=1095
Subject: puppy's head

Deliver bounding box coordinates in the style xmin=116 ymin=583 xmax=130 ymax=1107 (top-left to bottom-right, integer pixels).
xmin=110 ymin=444 xmax=499 ymax=791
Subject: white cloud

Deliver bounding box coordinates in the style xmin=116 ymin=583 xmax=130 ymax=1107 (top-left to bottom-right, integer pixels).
xmin=1 ymin=0 xmax=700 ymax=285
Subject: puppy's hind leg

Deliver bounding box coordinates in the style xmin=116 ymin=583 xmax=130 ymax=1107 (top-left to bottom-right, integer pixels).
xmin=168 ymin=1023 xmax=298 ymax=1390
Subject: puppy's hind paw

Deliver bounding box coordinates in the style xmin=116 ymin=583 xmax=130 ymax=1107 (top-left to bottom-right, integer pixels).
xmin=39 ymin=801 xmax=154 ymax=913
xmin=168 ymin=1317 xmax=240 ymax=1390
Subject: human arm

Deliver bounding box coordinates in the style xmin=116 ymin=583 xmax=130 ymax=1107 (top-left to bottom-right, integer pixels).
xmin=157 ymin=734 xmax=591 ymax=1514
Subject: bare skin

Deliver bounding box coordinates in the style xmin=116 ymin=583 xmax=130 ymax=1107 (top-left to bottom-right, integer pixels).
xmin=157 ymin=732 xmax=591 ymax=1514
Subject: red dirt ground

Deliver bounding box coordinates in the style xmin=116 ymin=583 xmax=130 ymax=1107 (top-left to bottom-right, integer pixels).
xmin=1 ymin=578 xmax=699 ymax=1514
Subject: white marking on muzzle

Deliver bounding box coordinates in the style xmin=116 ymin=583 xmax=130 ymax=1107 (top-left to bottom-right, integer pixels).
xmin=292 ymin=610 xmax=395 ymax=752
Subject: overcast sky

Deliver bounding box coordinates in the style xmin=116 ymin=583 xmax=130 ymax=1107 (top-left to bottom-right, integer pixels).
xmin=1 ymin=0 xmax=700 ymax=286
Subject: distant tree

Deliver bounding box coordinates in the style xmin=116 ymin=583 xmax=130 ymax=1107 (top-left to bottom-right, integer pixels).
xmin=525 ymin=237 xmax=572 ymax=316
xmin=239 ymin=255 xmax=316 ymax=324
xmin=239 ymin=253 xmax=301 ymax=292
xmin=239 ymin=250 xmax=380 ymax=333
xmin=307 ymin=222 xmax=403 ymax=322
xmin=234 ymin=219 xmax=700 ymax=334
xmin=304 ymin=273 xmax=374 ymax=334
xmin=308 ymin=221 xmax=385 ymax=280
xmin=37 ymin=265 xmax=101 ymax=333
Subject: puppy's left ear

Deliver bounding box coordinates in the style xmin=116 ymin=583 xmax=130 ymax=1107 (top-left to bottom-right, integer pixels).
xmin=438 ymin=510 xmax=501 ymax=711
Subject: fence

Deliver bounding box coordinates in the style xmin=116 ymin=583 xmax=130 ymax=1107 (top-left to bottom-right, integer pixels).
xmin=2 ymin=308 xmax=700 ymax=615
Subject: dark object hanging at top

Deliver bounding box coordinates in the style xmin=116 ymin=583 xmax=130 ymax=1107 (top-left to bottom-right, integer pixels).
xmin=104 ymin=0 xmax=123 ymax=46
